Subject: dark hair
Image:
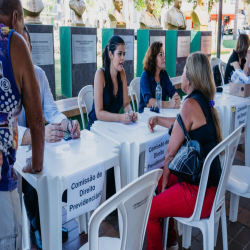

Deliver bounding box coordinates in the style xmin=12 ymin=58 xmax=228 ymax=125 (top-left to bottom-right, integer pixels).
xmin=0 ymin=0 xmax=23 ymax=20
xmin=143 ymin=41 xmax=163 ymax=76
xmin=23 ymin=25 xmax=31 ymax=43
xmin=102 ymin=35 xmax=125 ymax=108
xmin=236 ymin=34 xmax=249 ymax=59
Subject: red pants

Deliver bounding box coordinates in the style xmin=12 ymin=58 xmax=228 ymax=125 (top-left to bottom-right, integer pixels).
xmin=146 ymin=174 xmax=217 ymax=250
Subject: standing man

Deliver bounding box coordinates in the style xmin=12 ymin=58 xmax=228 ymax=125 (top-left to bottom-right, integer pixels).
xmin=20 ymin=25 xmax=81 ymax=250
xmin=0 ymin=1 xmax=45 ymax=249
xmin=222 ymin=21 xmax=226 ymax=45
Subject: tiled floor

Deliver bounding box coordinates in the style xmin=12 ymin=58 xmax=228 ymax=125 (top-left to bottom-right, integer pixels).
xmin=31 ymin=148 xmax=250 ymax=250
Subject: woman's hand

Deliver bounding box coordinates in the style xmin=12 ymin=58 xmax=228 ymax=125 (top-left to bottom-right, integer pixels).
xmin=120 ymin=113 xmax=132 ymax=125
xmin=131 ymin=112 xmax=138 ymax=123
xmin=169 ymin=93 xmax=181 ymax=109
xmin=148 ymin=116 xmax=157 ymax=133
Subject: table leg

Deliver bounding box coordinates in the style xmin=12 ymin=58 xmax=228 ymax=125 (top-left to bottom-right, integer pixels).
xmin=130 ymin=142 xmax=140 ymax=183
xmin=245 ymin=106 xmax=250 ymax=166
xmin=37 ymin=176 xmax=51 ymax=250
xmin=120 ymin=142 xmax=130 ymax=188
xmin=139 ymin=151 xmax=146 ymax=177
xmin=114 ymin=164 xmax=122 ymax=237
xmin=47 ymin=176 xmax=62 ymax=249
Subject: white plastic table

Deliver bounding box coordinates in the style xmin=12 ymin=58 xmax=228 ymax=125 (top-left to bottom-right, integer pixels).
xmin=91 ymin=113 xmax=169 ymax=187
xmin=14 ymin=130 xmax=121 ymax=250
xmin=144 ymin=87 xmax=250 ymax=166
xmin=214 ymin=87 xmax=250 ymax=166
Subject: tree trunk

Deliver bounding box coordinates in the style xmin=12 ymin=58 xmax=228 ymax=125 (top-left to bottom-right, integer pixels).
xmin=233 ymin=0 xmax=239 ymax=40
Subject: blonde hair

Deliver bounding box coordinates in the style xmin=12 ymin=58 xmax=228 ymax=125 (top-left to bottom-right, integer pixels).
xmin=186 ymin=52 xmax=222 ymax=143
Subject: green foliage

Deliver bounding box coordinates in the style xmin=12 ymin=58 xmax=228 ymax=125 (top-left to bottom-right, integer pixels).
xmin=134 ymin=0 xmax=218 ymax=14
xmin=187 ymin=0 xmax=219 ymax=12
xmin=242 ymin=0 xmax=250 ymax=4
xmin=134 ymin=0 xmax=169 ymax=17
xmin=44 ymin=0 xmax=57 ymax=15
xmin=86 ymin=0 xmax=94 ymax=8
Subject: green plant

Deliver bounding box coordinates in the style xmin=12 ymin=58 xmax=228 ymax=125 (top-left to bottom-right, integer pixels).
xmin=134 ymin=0 xmax=169 ymax=17
xmin=86 ymin=0 xmax=94 ymax=8
xmin=44 ymin=0 xmax=57 ymax=15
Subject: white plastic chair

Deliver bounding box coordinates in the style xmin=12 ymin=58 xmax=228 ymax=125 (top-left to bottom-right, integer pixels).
xmin=80 ymin=169 xmax=163 ymax=250
xmin=221 ymin=104 xmax=250 ymax=222
xmin=210 ymin=57 xmax=222 ymax=69
xmin=162 ymin=124 xmax=244 ymax=250
xmin=129 ymin=77 xmax=140 ymax=112
xmin=78 ymin=85 xmax=94 ymax=129
xmin=219 ymin=62 xmax=227 ymax=85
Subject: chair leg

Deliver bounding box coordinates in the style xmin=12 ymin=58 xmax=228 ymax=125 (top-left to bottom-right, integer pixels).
xmin=214 ymin=219 xmax=219 ymax=247
xmin=182 ymin=224 xmax=192 ymax=249
xmin=162 ymin=218 xmax=169 ymax=250
xmin=229 ymin=193 xmax=240 ymax=222
xmin=201 ymin=222 xmax=214 ymax=250
xmin=221 ymin=203 xmax=228 ymax=250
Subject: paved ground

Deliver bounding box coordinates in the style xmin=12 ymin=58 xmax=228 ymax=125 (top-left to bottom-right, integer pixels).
xmin=30 ymin=147 xmax=249 ymax=250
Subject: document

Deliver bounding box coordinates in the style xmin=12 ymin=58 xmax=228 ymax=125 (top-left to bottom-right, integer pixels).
xmin=116 ymin=121 xmax=147 ymax=130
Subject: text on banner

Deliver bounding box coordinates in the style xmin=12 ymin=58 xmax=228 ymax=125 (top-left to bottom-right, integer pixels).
xmin=235 ymin=101 xmax=249 ymax=129
xmin=67 ymin=162 xmax=105 ymax=221
xmin=145 ymin=133 xmax=170 ymax=172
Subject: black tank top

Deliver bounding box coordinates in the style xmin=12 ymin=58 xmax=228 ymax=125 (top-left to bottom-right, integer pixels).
xmin=178 ymin=89 xmax=221 ymax=187
xmin=87 ymin=69 xmax=123 ymax=130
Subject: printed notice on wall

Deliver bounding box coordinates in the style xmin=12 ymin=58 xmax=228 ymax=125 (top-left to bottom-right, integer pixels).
xmin=201 ymin=36 xmax=212 ymax=55
xmin=67 ymin=162 xmax=105 ymax=221
xmin=235 ymin=101 xmax=249 ymax=129
xmin=72 ymin=35 xmax=97 ymax=64
xmin=150 ymin=36 xmax=165 ymax=51
xmin=145 ymin=133 xmax=170 ymax=172
xmin=177 ymin=36 xmax=190 ymax=58
xmin=30 ymin=33 xmax=54 ymax=65
xmin=119 ymin=35 xmax=134 ymax=61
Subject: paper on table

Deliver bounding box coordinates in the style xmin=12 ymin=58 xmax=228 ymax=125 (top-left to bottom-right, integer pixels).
xmin=45 ymin=138 xmax=79 ymax=148
xmin=116 ymin=121 xmax=147 ymax=130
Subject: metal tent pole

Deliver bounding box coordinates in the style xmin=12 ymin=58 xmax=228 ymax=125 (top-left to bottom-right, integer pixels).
xmin=217 ymin=0 xmax=223 ymax=58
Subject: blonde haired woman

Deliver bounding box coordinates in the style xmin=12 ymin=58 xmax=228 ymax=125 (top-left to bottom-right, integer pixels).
xmin=146 ymin=52 xmax=222 ymax=250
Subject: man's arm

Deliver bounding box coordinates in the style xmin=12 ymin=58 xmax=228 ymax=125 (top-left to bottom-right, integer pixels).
xmin=40 ymin=68 xmax=80 ymax=140
xmin=11 ymin=32 xmax=44 ymax=172
xmin=40 ymin=68 xmax=67 ymax=124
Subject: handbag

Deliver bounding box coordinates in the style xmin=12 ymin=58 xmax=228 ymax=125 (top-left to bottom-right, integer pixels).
xmin=168 ymin=114 xmax=203 ymax=182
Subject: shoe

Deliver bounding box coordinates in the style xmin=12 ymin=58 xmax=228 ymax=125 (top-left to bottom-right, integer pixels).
xmin=62 ymin=226 xmax=68 ymax=239
xmin=167 ymin=241 xmax=179 ymax=250
xmin=30 ymin=229 xmax=42 ymax=250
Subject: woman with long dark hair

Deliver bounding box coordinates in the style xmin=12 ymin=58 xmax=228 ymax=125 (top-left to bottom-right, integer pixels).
xmin=87 ymin=35 xmax=137 ymax=130
xmin=224 ymin=33 xmax=250 ymax=84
